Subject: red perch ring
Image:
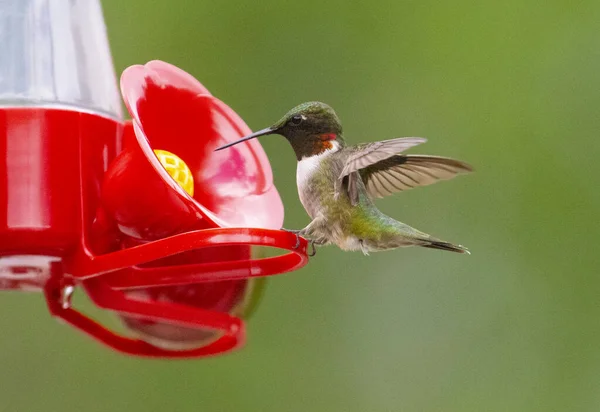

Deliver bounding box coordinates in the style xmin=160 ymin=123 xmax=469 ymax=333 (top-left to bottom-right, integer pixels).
xmin=36 ymin=61 xmax=310 ymax=358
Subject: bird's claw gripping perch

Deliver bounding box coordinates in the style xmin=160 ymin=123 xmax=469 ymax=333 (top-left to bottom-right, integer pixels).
xmin=281 ymin=228 xmax=318 ymax=256
xmin=281 ymin=228 xmax=302 ymax=249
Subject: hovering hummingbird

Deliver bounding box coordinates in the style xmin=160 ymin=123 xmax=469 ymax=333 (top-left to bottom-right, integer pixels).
xmin=215 ymin=102 xmax=472 ymax=256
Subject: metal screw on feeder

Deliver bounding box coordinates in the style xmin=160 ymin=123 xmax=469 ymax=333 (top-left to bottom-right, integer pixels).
xmin=0 ymin=0 xmax=309 ymax=358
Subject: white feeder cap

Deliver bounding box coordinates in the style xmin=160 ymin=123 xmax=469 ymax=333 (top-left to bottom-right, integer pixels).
xmin=0 ymin=0 xmax=122 ymax=119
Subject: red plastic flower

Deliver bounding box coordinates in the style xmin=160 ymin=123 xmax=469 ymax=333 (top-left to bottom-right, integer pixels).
xmin=108 ymin=60 xmax=288 ymax=351
xmin=119 ymin=60 xmax=284 ymax=230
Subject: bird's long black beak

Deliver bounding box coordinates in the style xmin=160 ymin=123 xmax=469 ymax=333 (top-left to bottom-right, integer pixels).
xmin=214 ymin=127 xmax=275 ymax=151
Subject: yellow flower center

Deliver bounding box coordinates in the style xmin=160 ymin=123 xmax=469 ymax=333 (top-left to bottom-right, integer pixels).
xmin=153 ymin=150 xmax=194 ymax=196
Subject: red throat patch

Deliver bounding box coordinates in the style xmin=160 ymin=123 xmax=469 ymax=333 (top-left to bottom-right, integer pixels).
xmin=312 ymin=134 xmax=337 ymax=154
xmin=319 ymin=133 xmax=337 ymax=141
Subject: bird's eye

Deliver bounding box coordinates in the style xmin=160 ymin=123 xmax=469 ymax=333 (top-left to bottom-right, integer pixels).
xmin=290 ymin=115 xmax=304 ymax=126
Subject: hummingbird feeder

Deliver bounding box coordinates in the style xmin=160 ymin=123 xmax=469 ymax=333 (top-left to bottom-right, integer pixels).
xmin=0 ymin=0 xmax=308 ymax=358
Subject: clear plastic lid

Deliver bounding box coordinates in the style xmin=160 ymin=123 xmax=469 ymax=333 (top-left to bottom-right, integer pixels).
xmin=0 ymin=0 xmax=122 ymax=119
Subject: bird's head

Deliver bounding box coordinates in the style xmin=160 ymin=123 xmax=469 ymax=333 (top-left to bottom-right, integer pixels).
xmin=215 ymin=101 xmax=344 ymax=160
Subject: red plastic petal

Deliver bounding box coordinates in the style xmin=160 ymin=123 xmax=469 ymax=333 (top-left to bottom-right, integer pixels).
xmin=121 ymin=60 xmax=211 ymax=121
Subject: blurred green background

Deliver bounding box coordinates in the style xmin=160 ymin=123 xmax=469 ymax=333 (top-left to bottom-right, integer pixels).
xmin=2 ymin=0 xmax=600 ymax=411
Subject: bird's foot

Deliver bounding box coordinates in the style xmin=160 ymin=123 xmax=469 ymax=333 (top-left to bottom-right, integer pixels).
xmin=308 ymin=241 xmax=317 ymax=257
xmin=281 ymin=227 xmax=302 ymax=249
xmin=359 ymin=239 xmax=370 ymax=256
xmin=281 ymin=227 xmax=323 ymax=257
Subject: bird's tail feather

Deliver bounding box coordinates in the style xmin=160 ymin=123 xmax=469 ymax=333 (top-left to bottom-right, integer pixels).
xmin=421 ymin=239 xmax=470 ymax=254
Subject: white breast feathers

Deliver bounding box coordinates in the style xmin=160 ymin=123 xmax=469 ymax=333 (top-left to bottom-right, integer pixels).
xmin=296 ymin=141 xmax=340 ymax=189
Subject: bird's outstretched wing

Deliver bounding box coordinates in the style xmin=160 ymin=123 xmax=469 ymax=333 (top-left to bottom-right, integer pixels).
xmin=337 ymin=137 xmax=472 ymax=203
xmin=339 ymin=137 xmax=427 ymax=177
xmin=359 ymin=155 xmax=473 ymax=199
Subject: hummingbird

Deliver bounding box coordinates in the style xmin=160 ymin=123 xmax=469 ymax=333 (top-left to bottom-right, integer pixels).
xmin=215 ymin=102 xmax=472 ymax=255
